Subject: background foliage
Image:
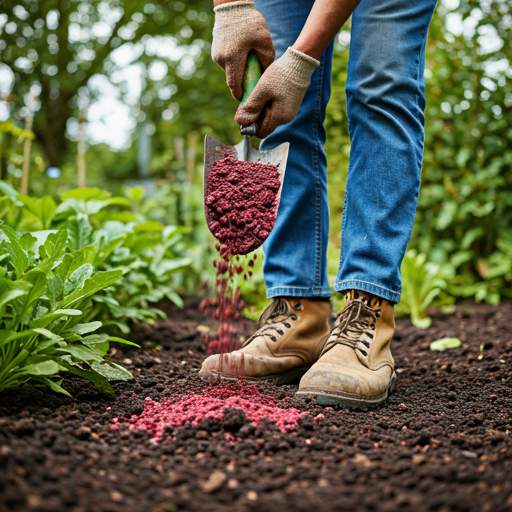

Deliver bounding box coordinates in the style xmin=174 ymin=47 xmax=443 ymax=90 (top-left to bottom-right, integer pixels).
xmin=0 ymin=0 xmax=511 ymax=318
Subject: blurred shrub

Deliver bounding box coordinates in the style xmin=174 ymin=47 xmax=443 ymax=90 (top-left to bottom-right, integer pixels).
xmin=0 ymin=182 xmax=193 ymax=334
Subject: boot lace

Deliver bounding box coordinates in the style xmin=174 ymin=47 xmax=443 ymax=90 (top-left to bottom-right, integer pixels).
xmin=323 ymin=297 xmax=381 ymax=357
xmin=243 ymin=297 xmax=300 ymax=346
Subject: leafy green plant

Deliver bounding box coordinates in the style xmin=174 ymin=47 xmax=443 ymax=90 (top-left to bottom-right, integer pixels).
xmin=0 ymin=224 xmax=138 ymax=396
xmin=0 ymin=183 xmax=193 ymax=334
xmin=396 ymin=250 xmax=454 ymax=329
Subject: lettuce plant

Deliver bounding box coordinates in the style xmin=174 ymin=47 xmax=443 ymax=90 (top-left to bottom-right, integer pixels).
xmin=396 ymin=249 xmax=454 ymax=329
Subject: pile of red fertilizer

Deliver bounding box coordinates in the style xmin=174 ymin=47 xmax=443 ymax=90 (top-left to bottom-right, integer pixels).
xmin=205 ymin=157 xmax=281 ymax=255
xmin=111 ymin=384 xmax=307 ymax=442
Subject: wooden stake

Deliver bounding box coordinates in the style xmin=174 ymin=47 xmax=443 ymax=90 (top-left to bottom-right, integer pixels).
xmin=20 ymin=113 xmax=33 ymax=195
xmin=77 ymin=112 xmax=86 ymax=188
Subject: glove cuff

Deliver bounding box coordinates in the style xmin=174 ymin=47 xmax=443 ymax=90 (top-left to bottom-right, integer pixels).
xmin=285 ymin=48 xmax=320 ymax=73
xmin=274 ymin=47 xmax=320 ymax=87
xmin=214 ymin=1 xmax=255 ymax=13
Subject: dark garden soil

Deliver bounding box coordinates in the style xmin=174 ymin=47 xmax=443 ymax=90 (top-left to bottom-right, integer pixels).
xmin=1 ymin=299 xmax=512 ymax=512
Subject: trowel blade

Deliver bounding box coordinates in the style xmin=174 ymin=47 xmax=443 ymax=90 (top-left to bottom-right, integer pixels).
xmin=203 ymin=135 xmax=289 ymax=252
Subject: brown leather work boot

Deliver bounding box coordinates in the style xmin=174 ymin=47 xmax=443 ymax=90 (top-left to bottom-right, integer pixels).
xmin=297 ymin=290 xmax=396 ymax=408
xmin=199 ymin=297 xmax=331 ymax=384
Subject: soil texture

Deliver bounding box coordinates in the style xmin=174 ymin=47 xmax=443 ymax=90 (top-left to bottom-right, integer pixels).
xmin=1 ymin=299 xmax=512 ymax=512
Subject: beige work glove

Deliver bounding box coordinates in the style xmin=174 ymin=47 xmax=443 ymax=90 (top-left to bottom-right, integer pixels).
xmin=212 ymin=1 xmax=275 ymax=101
xmin=235 ymin=47 xmax=320 ymax=138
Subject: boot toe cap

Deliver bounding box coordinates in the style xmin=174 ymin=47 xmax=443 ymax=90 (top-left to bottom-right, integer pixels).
xmin=298 ymin=361 xmax=394 ymax=402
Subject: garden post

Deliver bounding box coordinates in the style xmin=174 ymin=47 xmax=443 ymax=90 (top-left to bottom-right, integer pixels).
xmin=20 ymin=113 xmax=33 ymax=195
xmin=77 ymin=112 xmax=86 ymax=188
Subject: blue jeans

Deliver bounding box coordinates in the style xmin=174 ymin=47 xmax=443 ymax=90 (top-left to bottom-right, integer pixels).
xmin=254 ymin=0 xmax=437 ymax=304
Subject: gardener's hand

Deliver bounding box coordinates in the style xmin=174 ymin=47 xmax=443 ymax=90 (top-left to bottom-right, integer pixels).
xmin=235 ymin=48 xmax=319 ymax=138
xmin=212 ymin=1 xmax=275 ymax=101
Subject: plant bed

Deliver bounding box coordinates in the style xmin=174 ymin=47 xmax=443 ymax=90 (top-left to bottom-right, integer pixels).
xmin=1 ymin=300 xmax=512 ymax=512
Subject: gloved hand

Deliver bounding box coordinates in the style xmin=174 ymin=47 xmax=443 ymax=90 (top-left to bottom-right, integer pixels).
xmin=212 ymin=1 xmax=275 ymax=101
xmin=235 ymin=47 xmax=320 ymax=138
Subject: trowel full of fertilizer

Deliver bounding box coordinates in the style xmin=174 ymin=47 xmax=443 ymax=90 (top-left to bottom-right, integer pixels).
xmin=204 ymin=52 xmax=289 ymax=254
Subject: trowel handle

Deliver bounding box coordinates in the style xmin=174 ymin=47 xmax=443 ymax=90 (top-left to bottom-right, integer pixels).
xmin=240 ymin=51 xmax=262 ymax=136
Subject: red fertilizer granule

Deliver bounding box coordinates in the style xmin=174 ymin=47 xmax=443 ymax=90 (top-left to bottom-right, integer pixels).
xmin=110 ymin=384 xmax=307 ymax=442
xmin=200 ymin=251 xmax=259 ymax=356
xmin=205 ymin=157 xmax=281 ymax=256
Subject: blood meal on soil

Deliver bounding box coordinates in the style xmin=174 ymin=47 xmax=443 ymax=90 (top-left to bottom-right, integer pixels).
xmin=110 ymin=384 xmax=309 ymax=442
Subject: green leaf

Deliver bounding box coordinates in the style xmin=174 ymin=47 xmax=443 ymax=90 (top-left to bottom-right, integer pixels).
xmin=31 ymin=376 xmax=72 ymax=397
xmin=0 ymin=180 xmax=23 ymax=206
xmin=430 ymin=337 xmax=462 ymax=351
xmin=0 ymin=224 xmax=28 ymax=277
xmin=23 ymin=271 xmax=47 ymax=308
xmin=67 ymin=213 xmax=94 ymax=251
xmin=68 ymin=321 xmax=102 ymax=335
xmin=58 ymin=361 xmax=114 ymax=395
xmin=54 ymin=245 xmax=96 ymax=282
xmin=91 ymin=361 xmax=132 ymax=381
xmin=37 ymin=230 xmax=68 ymax=268
xmin=57 ymin=344 xmax=104 ymax=363
xmin=32 ymin=328 xmax=64 ymax=341
xmin=411 ymin=316 xmax=432 ymax=329
xmin=83 ymin=334 xmax=110 ymax=344
xmin=64 ymin=263 xmax=94 ymax=295
xmin=61 ymin=187 xmax=111 ymax=202
xmin=19 ymin=232 xmax=37 ymax=251
xmin=21 ymin=360 xmax=60 ymax=376
xmin=0 ymin=288 xmax=28 ymax=310
xmin=19 ymin=195 xmax=57 ymax=229
xmin=109 ymin=336 xmax=140 ymax=348
xmin=30 ymin=309 xmax=81 ymax=328
xmin=46 ymin=274 xmax=63 ymax=310
xmin=62 ymin=270 xmax=123 ymax=308
xmin=93 ymin=236 xmax=124 ymax=267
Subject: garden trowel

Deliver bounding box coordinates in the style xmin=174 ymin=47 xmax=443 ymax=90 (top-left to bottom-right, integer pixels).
xmin=203 ymin=52 xmax=289 ymax=252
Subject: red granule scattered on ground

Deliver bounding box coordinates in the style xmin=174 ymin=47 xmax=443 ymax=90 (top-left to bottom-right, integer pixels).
xmin=111 ymin=384 xmax=307 ymax=442
xmin=200 ymin=251 xmax=259 ymax=355
xmin=205 ymin=156 xmax=281 ymax=256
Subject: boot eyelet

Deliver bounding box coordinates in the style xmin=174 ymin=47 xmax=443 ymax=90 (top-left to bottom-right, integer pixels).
xmin=291 ymin=315 xmax=298 ymax=321
xmin=283 ymin=322 xmax=291 ymax=328
xmin=370 ymin=323 xmax=375 ymax=330
xmin=277 ymin=329 xmax=284 ymax=335
xmin=376 ymin=311 xmax=381 ymax=318
xmin=270 ymin=335 xmax=277 ymax=342
xmin=293 ymin=303 xmax=302 ymax=310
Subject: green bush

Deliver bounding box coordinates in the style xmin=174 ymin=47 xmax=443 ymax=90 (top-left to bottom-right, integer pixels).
xmin=0 ymin=181 xmax=195 ymax=395
xmin=0 ymin=182 xmax=192 ymax=334
xmin=0 ymin=223 xmax=138 ymax=396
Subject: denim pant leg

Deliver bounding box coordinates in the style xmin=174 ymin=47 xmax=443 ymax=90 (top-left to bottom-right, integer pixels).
xmin=254 ymin=0 xmax=334 ymax=299
xmin=334 ymin=0 xmax=438 ymax=304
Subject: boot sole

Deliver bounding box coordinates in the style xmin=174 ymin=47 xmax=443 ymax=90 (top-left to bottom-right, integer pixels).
xmin=199 ymin=366 xmax=311 ymax=386
xmin=296 ymin=371 xmax=397 ymax=409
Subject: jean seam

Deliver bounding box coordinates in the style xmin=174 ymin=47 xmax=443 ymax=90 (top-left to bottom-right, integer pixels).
xmin=334 ymin=279 xmax=401 ymax=296
xmin=267 ymin=286 xmax=332 ymax=298
xmin=312 ymin=53 xmax=325 ymax=294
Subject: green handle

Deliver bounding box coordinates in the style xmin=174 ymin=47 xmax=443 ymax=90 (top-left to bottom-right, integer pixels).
xmin=241 ymin=51 xmax=262 ymax=106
